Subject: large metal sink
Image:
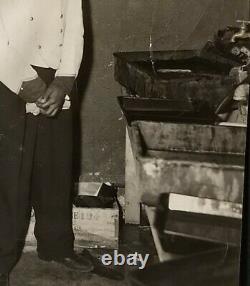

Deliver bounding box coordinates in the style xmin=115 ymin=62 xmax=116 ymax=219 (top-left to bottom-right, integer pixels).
xmin=131 ymin=121 xmax=246 ymax=206
xmin=114 ymin=50 xmax=237 ymax=116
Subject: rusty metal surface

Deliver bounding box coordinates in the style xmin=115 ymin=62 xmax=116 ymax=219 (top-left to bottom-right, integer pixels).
xmin=130 ymin=121 xmax=246 ymax=205
xmin=114 ymin=50 xmax=236 ymax=113
xmin=137 ymin=121 xmax=246 ymax=155
xmin=139 ymin=157 xmax=244 ymax=204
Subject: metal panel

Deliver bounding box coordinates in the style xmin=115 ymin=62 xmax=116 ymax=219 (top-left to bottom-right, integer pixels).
xmin=137 ymin=121 xmax=246 ymax=155
xmin=130 ymin=121 xmax=246 ymax=205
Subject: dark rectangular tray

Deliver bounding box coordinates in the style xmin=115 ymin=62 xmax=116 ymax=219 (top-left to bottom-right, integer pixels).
xmin=163 ymin=211 xmax=242 ymax=246
xmin=118 ymin=96 xmax=216 ymax=124
xmin=114 ymin=50 xmax=235 ymax=114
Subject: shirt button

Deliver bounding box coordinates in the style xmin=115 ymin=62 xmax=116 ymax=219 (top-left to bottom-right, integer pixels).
xmin=30 ymin=16 xmax=34 ymax=21
xmin=59 ymin=43 xmax=63 ymax=47
xmin=60 ymin=28 xmax=63 ymax=33
xmin=38 ymin=45 xmax=42 ymax=49
xmin=60 ymin=14 xmax=63 ymax=19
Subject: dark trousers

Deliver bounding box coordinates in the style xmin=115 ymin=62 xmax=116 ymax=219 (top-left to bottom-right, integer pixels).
xmin=0 ymin=68 xmax=74 ymax=273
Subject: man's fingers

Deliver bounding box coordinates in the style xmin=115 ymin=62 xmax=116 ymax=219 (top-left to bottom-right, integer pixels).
xmin=37 ymin=83 xmax=65 ymax=117
xmin=44 ymin=86 xmax=54 ymax=99
xmin=46 ymin=107 xmax=59 ymax=117
xmin=39 ymin=108 xmax=47 ymax=115
xmin=40 ymin=104 xmax=58 ymax=117
xmin=36 ymin=96 xmax=47 ymax=105
xmin=50 ymin=108 xmax=59 ymax=117
xmin=44 ymin=105 xmax=56 ymax=116
xmin=36 ymin=90 xmax=51 ymax=107
xmin=37 ymin=96 xmax=55 ymax=109
xmin=38 ymin=88 xmax=55 ymax=108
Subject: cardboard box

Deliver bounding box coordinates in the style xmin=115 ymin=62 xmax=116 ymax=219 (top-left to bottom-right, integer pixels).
xmin=73 ymin=202 xmax=119 ymax=249
xmin=25 ymin=202 xmax=119 ymax=249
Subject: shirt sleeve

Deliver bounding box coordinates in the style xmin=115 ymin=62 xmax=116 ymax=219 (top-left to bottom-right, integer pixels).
xmin=55 ymin=0 xmax=84 ymax=78
xmin=0 ymin=16 xmax=38 ymax=94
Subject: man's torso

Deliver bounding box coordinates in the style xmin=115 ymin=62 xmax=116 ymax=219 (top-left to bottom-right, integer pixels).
xmin=0 ymin=0 xmax=67 ymax=68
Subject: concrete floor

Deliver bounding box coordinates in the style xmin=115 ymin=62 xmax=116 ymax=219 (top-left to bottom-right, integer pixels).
xmin=9 ymin=226 xmax=157 ymax=286
xmin=11 ymin=252 xmax=126 ymax=286
xmin=8 ymin=223 xmax=240 ymax=286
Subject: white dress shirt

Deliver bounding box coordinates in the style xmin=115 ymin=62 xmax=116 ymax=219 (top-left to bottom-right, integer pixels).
xmin=0 ymin=0 xmax=84 ymax=94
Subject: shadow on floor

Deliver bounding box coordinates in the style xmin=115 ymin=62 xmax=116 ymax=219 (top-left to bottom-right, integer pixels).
xmin=11 ymin=225 xmax=157 ymax=286
xmin=12 ymin=252 xmax=126 ymax=286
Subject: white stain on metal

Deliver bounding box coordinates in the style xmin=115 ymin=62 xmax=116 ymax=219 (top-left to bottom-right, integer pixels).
xmin=143 ymin=160 xmax=164 ymax=178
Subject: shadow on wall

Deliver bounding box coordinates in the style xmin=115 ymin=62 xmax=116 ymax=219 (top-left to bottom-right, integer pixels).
xmin=78 ymin=0 xmax=94 ymax=97
xmin=73 ymin=0 xmax=94 ymax=181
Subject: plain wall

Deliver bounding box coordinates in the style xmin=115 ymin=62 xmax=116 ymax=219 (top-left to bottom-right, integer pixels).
xmin=76 ymin=0 xmax=249 ymax=183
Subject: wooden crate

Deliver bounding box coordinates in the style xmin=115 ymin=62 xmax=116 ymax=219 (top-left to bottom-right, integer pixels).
xmin=25 ymin=202 xmax=119 ymax=250
xmin=73 ymin=202 xmax=119 ymax=249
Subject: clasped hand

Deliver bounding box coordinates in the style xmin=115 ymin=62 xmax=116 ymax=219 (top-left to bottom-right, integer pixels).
xmin=19 ymin=77 xmax=66 ymax=117
xmin=36 ymin=82 xmax=65 ymax=117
